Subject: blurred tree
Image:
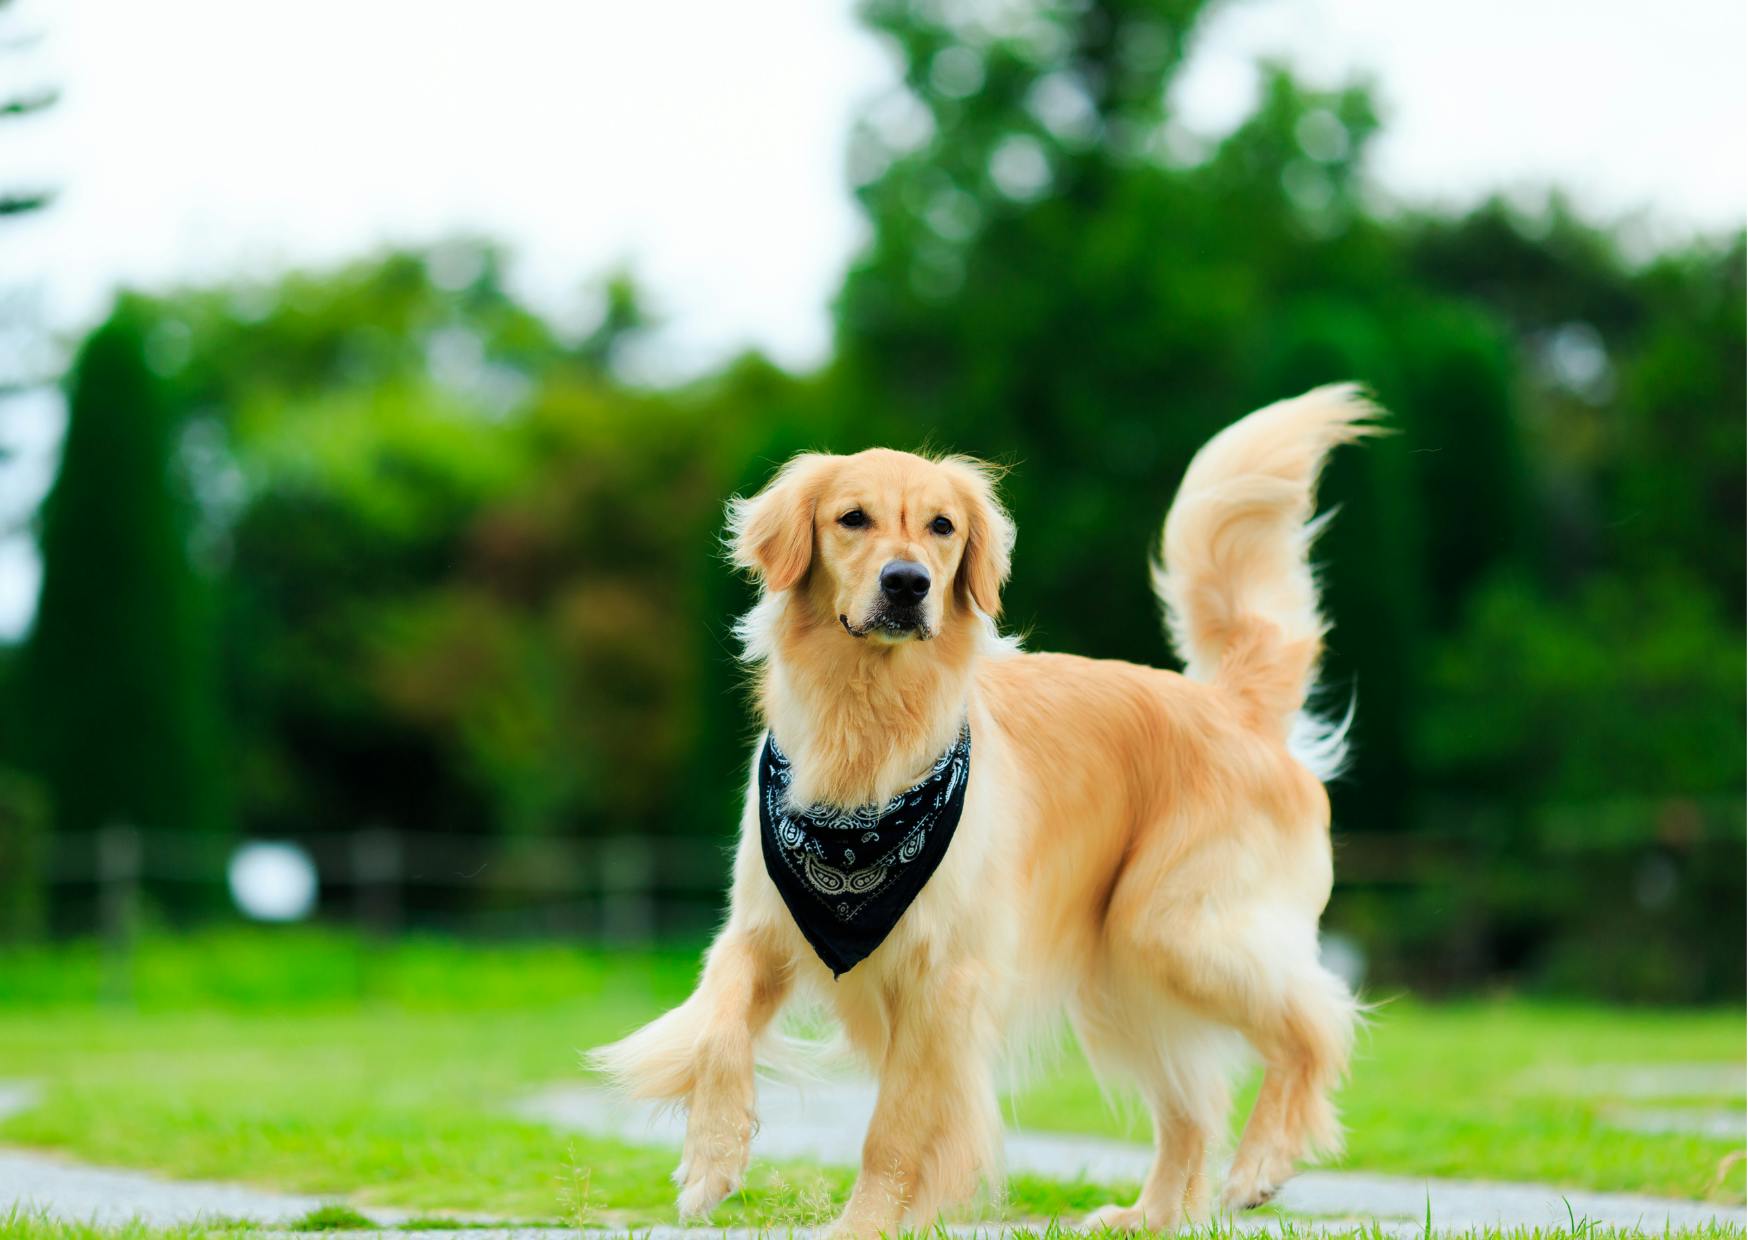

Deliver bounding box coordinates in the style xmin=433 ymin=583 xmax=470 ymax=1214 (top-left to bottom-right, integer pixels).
xmin=0 ymin=0 xmax=58 ymax=413
xmin=120 ymin=249 xmax=755 ymax=901
xmin=830 ymin=0 xmax=1532 ymax=835
xmin=21 ymin=301 xmax=227 ymax=850
xmin=575 ymin=270 xmax=652 ymax=374
xmin=1401 ymin=204 xmax=1745 ymax=818
xmin=0 ymin=0 xmax=55 ymax=228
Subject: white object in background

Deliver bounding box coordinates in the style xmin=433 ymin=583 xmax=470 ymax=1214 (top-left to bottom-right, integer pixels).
xmin=226 ymin=841 xmax=318 ymax=922
xmin=1319 ymin=929 xmax=1368 ymax=990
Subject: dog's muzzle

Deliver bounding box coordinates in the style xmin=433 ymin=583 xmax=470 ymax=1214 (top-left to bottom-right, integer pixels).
xmin=840 ymin=605 xmax=932 ymax=641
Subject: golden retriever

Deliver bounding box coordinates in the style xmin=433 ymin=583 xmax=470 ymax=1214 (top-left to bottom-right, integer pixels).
xmin=592 ymin=385 xmax=1377 ymax=1235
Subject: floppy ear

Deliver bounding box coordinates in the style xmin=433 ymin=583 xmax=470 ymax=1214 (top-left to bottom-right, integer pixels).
xmin=726 ymin=453 xmax=836 ymax=593
xmin=943 ymin=457 xmax=1015 ymax=617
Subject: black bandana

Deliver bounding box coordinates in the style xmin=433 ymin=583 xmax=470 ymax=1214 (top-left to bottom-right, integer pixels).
xmin=758 ymin=725 xmax=971 ymax=978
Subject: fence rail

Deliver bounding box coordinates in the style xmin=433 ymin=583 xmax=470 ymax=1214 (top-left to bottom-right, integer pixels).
xmin=43 ymin=826 xmax=733 ymax=942
xmin=34 ymin=797 xmax=1744 ymax=951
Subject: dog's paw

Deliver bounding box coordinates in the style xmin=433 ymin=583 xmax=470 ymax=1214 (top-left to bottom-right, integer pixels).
xmin=673 ymin=1104 xmax=754 ymax=1221
xmin=1219 ymin=1156 xmax=1292 ymax=1212
xmin=1220 ymin=1182 xmax=1279 ymax=1211
xmin=1083 ymin=1203 xmax=1148 ymax=1233
xmin=675 ymin=1167 xmax=738 ymax=1222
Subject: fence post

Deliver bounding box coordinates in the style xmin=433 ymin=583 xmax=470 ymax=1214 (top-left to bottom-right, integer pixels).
xmin=352 ymin=826 xmax=402 ymax=937
xmin=0 ymin=772 xmax=47 ymax=942
xmin=97 ymin=821 xmax=141 ymax=999
xmin=598 ymin=837 xmax=655 ymax=944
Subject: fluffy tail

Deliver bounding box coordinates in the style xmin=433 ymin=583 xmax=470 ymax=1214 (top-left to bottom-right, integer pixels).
xmin=1152 ymin=384 xmax=1382 ymax=776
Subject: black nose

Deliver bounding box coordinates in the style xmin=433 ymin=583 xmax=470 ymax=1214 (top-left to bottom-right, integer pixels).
xmin=879 ymin=559 xmax=931 ymax=604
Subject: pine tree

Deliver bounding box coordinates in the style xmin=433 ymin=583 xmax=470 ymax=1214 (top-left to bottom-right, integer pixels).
xmin=22 ymin=300 xmax=226 ymax=851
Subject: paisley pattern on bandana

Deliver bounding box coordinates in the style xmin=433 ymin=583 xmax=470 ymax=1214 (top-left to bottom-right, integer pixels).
xmin=758 ymin=724 xmax=971 ymax=978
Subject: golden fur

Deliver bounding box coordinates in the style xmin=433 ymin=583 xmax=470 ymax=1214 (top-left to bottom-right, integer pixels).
xmin=591 ymin=385 xmax=1380 ymax=1235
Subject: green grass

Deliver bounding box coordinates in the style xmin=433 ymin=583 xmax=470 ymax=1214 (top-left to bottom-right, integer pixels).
xmin=0 ymin=1209 xmax=1743 ymax=1240
xmin=1009 ymin=999 xmax=1746 ymax=1202
xmin=0 ymin=932 xmax=1740 ymax=1231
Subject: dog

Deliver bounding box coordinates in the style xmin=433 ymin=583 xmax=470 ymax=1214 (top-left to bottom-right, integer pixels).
xmin=591 ymin=385 xmax=1377 ymax=1235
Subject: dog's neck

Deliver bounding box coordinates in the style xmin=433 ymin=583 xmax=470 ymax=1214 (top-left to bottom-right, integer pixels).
xmin=757 ymin=592 xmax=978 ymax=809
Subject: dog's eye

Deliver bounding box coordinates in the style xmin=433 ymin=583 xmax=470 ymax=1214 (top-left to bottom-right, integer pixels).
xmin=838 ymin=509 xmax=868 ymax=529
xmin=929 ymin=515 xmax=954 ymax=536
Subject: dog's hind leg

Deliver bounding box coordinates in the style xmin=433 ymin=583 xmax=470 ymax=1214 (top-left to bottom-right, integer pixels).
xmin=1217 ymin=958 xmax=1354 ymax=1210
xmin=1073 ymin=986 xmax=1238 ymax=1232
xmin=1128 ymin=907 xmax=1357 ymax=1213
xmin=588 ymin=927 xmax=793 ymax=1220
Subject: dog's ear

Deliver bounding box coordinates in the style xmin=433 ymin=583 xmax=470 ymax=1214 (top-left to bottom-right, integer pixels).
xmin=727 ymin=453 xmax=837 ymax=593
xmin=943 ymin=457 xmax=1015 ymax=617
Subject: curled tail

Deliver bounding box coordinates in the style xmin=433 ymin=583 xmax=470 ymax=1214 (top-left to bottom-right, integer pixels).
xmin=1152 ymin=384 xmax=1383 ymax=777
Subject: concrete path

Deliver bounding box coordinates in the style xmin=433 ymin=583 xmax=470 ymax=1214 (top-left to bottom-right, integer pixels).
xmin=1536 ymin=1064 xmax=1746 ymax=1141
xmin=0 ymin=1150 xmax=411 ymax=1229
xmin=520 ymin=1081 xmax=1746 ymax=1233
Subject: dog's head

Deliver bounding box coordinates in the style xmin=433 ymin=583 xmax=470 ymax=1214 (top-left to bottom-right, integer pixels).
xmin=728 ymin=449 xmax=1014 ymax=644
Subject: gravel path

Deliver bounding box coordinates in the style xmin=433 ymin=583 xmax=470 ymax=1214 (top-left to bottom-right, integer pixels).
xmin=521 ymin=1081 xmax=1745 ymax=1232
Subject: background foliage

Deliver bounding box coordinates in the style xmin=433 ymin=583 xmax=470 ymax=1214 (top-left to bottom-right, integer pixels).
xmin=2 ymin=0 xmax=1741 ymax=999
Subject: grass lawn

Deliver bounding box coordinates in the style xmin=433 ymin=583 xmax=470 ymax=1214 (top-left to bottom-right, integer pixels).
xmin=0 ymin=932 xmax=1740 ymax=1232
xmin=1009 ymin=999 xmax=1746 ymax=1201
xmin=3 ymin=1211 xmax=1746 ymax=1240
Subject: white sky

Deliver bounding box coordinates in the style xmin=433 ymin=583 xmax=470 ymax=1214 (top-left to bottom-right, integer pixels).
xmin=0 ymin=0 xmax=1743 ymax=638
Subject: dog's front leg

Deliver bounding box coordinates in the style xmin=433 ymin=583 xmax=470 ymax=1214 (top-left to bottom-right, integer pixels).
xmin=673 ymin=929 xmax=794 ymax=1219
xmin=591 ymin=926 xmax=791 ymax=1220
xmin=831 ymin=961 xmax=1002 ymax=1238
